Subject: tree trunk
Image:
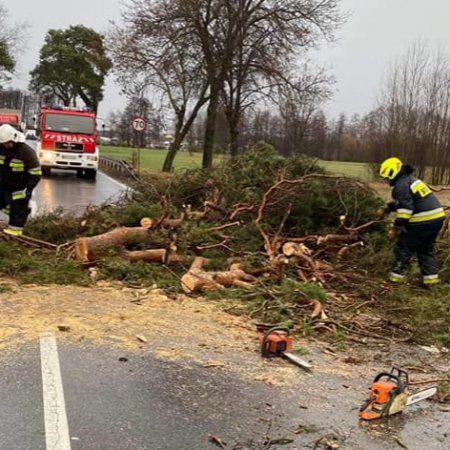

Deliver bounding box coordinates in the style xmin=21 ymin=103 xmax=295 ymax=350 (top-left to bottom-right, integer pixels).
xmin=123 ymin=249 xmax=184 ymax=265
xmin=162 ymin=135 xmax=183 ymax=172
xmin=202 ymin=87 xmax=220 ymax=168
xmin=75 ymin=227 xmax=152 ymax=262
xmin=229 ymin=114 xmax=240 ymax=157
xmin=163 ymin=89 xmax=209 ymax=172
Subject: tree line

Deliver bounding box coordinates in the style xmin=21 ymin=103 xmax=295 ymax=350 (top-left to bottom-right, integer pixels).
xmin=2 ymin=2 xmax=450 ymax=181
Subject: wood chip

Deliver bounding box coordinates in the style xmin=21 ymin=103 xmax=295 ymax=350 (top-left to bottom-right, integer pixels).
xmin=136 ymin=335 xmax=148 ymax=343
xmin=203 ymin=361 xmax=226 ymax=369
xmin=208 ymin=434 xmax=226 ymax=448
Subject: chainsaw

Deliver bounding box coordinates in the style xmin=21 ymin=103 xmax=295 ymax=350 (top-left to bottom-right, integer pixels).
xmin=359 ymin=367 xmax=436 ymax=421
xmin=257 ymin=325 xmax=312 ymax=372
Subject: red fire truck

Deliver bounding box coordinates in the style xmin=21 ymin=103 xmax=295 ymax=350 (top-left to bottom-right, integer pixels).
xmin=0 ymin=109 xmax=21 ymax=129
xmin=37 ymin=105 xmax=99 ymax=180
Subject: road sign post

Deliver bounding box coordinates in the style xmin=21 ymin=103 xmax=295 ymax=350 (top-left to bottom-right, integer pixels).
xmin=131 ymin=117 xmax=146 ymax=178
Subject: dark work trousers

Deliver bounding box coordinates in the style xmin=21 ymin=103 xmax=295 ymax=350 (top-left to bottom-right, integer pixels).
xmin=0 ymin=190 xmax=31 ymax=229
xmin=392 ymin=219 xmax=444 ymax=280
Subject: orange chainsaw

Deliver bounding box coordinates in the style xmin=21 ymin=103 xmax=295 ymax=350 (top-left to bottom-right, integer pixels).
xmin=359 ymin=367 xmax=436 ymax=421
xmin=257 ymin=325 xmax=312 ymax=372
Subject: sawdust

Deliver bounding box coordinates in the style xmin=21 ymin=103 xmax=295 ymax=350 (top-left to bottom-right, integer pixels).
xmin=0 ymin=279 xmax=301 ymax=385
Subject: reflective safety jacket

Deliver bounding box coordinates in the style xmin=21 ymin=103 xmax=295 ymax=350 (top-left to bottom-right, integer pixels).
xmin=389 ymin=174 xmax=445 ymax=227
xmin=0 ymin=142 xmax=42 ymax=198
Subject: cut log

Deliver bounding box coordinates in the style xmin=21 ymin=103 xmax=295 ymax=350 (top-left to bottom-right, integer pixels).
xmin=181 ymin=259 xmax=257 ymax=294
xmin=123 ymin=249 xmax=184 ymax=265
xmin=139 ymin=216 xmax=185 ymax=229
xmin=283 ymin=242 xmax=312 ymax=257
xmin=337 ymin=242 xmax=364 ymax=260
xmin=75 ymin=227 xmax=152 ymax=262
xmin=317 ymin=234 xmax=360 ymax=245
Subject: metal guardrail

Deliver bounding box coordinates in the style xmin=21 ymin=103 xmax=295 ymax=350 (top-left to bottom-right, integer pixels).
xmin=99 ymin=156 xmax=139 ymax=181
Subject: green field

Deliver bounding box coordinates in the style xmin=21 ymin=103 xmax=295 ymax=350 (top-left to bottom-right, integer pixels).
xmin=99 ymin=146 xmax=207 ymax=172
xmin=318 ymin=161 xmax=374 ymax=180
xmin=100 ymin=147 xmax=377 ymax=180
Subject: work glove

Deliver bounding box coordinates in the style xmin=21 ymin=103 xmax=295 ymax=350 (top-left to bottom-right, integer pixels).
xmin=376 ymin=207 xmax=388 ymax=219
xmin=377 ymin=203 xmax=395 ymax=219
xmin=388 ymin=226 xmax=407 ymax=241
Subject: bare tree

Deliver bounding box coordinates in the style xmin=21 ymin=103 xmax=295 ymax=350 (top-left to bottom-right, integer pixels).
xmin=0 ymin=2 xmax=26 ymax=85
xmin=109 ymin=0 xmax=210 ymax=171
xmin=221 ymin=0 xmax=343 ymax=157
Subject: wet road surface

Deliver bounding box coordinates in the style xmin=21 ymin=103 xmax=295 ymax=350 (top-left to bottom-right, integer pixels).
xmin=0 ymin=337 xmax=448 ymax=450
xmin=31 ymin=170 xmax=129 ymax=215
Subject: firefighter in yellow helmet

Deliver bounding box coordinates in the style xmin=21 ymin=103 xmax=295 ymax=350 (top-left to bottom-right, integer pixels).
xmin=379 ymin=157 xmax=445 ymax=286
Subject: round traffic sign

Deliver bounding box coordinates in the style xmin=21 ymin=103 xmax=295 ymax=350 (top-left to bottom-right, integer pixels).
xmin=132 ymin=117 xmax=146 ymax=132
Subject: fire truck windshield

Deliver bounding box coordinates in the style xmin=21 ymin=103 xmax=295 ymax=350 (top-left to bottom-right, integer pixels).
xmin=44 ymin=113 xmax=95 ymax=135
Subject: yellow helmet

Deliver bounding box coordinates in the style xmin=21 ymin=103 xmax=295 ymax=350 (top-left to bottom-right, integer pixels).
xmin=379 ymin=157 xmax=403 ymax=180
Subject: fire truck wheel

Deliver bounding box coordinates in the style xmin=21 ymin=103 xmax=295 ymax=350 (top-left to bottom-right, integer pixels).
xmin=76 ymin=169 xmax=84 ymax=179
xmin=42 ymin=167 xmax=51 ymax=177
xmin=85 ymin=169 xmax=97 ymax=181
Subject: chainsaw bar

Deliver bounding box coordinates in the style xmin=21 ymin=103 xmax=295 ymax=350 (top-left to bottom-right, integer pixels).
xmin=282 ymin=352 xmax=312 ymax=372
xmin=406 ymin=387 xmax=437 ymax=406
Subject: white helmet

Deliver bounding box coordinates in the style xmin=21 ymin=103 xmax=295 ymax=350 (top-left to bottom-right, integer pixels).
xmin=0 ymin=124 xmax=25 ymax=144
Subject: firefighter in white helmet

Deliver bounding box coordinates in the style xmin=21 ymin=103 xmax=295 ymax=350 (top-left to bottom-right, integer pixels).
xmin=0 ymin=124 xmax=41 ymax=236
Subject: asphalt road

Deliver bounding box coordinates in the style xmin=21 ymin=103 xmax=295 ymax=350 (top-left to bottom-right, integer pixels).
xmin=31 ymin=169 xmax=129 ymax=215
xmin=1 ymin=337 xmax=448 ymax=450
xmin=0 ymin=339 xmax=288 ymax=450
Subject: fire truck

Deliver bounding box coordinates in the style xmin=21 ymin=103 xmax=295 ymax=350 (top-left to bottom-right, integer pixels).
xmin=0 ymin=109 xmax=22 ymax=129
xmin=37 ymin=105 xmax=99 ymax=180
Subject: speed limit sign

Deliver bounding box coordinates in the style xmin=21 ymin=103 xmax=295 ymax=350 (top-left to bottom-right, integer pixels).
xmin=132 ymin=117 xmax=146 ymax=132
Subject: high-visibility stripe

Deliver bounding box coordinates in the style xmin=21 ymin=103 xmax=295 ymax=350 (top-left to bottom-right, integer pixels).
xmin=12 ymin=189 xmax=26 ymax=200
xmin=29 ymin=167 xmax=42 ymax=176
xmin=397 ymin=208 xmax=413 ymax=219
xmin=410 ymin=180 xmax=422 ymax=190
xmin=424 ymin=274 xmax=439 ymax=280
xmin=409 ymin=208 xmax=445 ymax=223
xmin=423 ymin=277 xmax=440 ymax=285
xmin=389 ymin=272 xmax=405 ymax=283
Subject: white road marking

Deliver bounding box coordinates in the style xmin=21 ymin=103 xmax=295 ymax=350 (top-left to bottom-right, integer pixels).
xmin=40 ymin=332 xmax=72 ymax=450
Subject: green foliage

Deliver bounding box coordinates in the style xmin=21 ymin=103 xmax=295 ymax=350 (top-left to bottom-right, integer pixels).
xmin=275 ymin=279 xmax=328 ymax=303
xmin=0 ymin=241 xmax=89 ymax=285
xmin=134 ymin=144 xmax=383 ymax=237
xmin=26 ymin=208 xmax=82 ymax=244
xmin=0 ymin=40 xmax=15 ymax=77
xmin=98 ymin=258 xmax=181 ymax=289
xmin=29 ymin=25 xmax=112 ymax=110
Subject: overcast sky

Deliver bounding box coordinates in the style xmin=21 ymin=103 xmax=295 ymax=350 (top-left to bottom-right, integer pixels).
xmin=6 ymin=0 xmax=450 ymax=120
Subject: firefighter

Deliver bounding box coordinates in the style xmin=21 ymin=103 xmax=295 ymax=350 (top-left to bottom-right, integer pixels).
xmin=0 ymin=124 xmax=42 ymax=236
xmin=379 ymin=157 xmax=445 ymax=286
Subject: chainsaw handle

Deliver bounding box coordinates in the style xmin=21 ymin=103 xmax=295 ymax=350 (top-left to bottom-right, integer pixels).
xmin=373 ymin=367 xmax=409 ymax=392
xmin=373 ymin=372 xmax=400 ymax=384
xmin=390 ymin=367 xmax=409 ymax=386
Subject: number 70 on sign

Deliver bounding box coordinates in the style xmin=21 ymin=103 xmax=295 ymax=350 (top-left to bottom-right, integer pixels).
xmin=132 ymin=117 xmax=146 ymax=132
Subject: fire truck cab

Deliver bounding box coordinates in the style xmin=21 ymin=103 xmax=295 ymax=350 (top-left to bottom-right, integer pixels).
xmin=37 ymin=106 xmax=99 ymax=180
